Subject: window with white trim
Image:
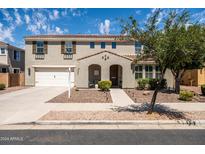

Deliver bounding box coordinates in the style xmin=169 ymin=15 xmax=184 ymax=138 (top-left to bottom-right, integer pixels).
xmin=65 ymin=42 xmax=73 ymax=53
xmin=14 ymin=50 xmax=20 ymax=61
xmin=36 ymin=41 xmax=44 ymax=54
xmin=155 ymin=66 xmax=161 ymax=79
xmin=145 ymin=65 xmax=153 ymax=78
xmin=0 ymin=48 xmax=6 ymax=55
xmin=135 ymin=65 xmax=143 ymax=79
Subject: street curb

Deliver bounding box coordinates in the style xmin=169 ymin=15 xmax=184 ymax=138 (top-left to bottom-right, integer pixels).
xmin=31 ymin=120 xmax=205 ymax=126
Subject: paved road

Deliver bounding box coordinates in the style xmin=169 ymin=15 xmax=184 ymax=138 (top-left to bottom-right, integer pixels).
xmin=0 ymin=129 xmax=205 ymax=145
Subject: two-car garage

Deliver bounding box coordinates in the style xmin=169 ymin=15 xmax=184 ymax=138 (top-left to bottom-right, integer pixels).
xmin=34 ymin=66 xmax=75 ymax=87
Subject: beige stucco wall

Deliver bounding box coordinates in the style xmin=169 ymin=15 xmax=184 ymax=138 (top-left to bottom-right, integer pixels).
xmin=7 ymin=46 xmax=25 ymax=72
xmin=0 ymin=55 xmax=8 ymax=65
xmin=0 ymin=44 xmax=25 ymax=73
xmin=25 ymin=41 xmax=135 ymax=86
xmin=0 ymin=45 xmax=8 ymax=65
xmin=75 ymin=51 xmax=135 ymax=88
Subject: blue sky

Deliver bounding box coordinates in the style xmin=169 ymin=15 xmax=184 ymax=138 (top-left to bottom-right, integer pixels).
xmin=0 ymin=8 xmax=205 ymax=48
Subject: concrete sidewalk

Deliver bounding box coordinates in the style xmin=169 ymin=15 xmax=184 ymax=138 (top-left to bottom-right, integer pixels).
xmin=110 ymin=89 xmax=135 ymax=106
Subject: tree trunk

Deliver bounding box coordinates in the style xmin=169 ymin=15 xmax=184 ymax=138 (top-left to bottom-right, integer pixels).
xmin=147 ymin=73 xmax=165 ymax=114
xmin=175 ymin=76 xmax=181 ymax=94
xmin=147 ymin=85 xmax=160 ymax=114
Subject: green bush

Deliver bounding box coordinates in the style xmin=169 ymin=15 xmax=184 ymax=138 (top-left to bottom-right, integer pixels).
xmin=137 ymin=78 xmax=149 ymax=90
xmin=0 ymin=83 xmax=6 ymax=90
xmin=137 ymin=78 xmax=167 ymax=90
xmin=98 ymin=80 xmax=112 ymax=91
xmin=148 ymin=78 xmax=167 ymax=90
xmin=201 ymin=84 xmax=205 ymax=96
xmin=148 ymin=78 xmax=158 ymax=90
xmin=179 ymin=90 xmax=194 ymax=101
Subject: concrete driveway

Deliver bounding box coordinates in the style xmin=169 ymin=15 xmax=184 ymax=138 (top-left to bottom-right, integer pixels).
xmin=0 ymin=87 xmax=67 ymax=125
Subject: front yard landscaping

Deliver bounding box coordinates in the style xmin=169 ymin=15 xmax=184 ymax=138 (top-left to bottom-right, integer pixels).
xmin=40 ymin=111 xmax=205 ymax=121
xmin=47 ymin=89 xmax=112 ymax=103
xmin=124 ymin=88 xmax=205 ymax=103
xmin=40 ymin=103 xmax=205 ymax=121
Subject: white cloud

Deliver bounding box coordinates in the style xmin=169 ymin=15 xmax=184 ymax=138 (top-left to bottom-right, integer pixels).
xmin=0 ymin=9 xmax=13 ymax=22
xmin=99 ymin=19 xmax=110 ymax=35
xmin=135 ymin=10 xmax=141 ymax=15
xmin=14 ymin=9 xmax=22 ymax=25
xmin=55 ymin=27 xmax=63 ymax=34
xmin=25 ymin=14 xmax=30 ymax=24
xmin=0 ymin=23 xmax=14 ymax=42
xmin=49 ymin=9 xmax=59 ymax=20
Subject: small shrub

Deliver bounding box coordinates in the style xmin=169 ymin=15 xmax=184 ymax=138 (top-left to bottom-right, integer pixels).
xmin=137 ymin=78 xmax=167 ymax=90
xmin=201 ymin=84 xmax=205 ymax=96
xmin=0 ymin=83 xmax=6 ymax=90
xmin=179 ymin=90 xmax=194 ymax=101
xmin=137 ymin=78 xmax=149 ymax=90
xmin=98 ymin=80 xmax=112 ymax=91
xmin=148 ymin=78 xmax=158 ymax=90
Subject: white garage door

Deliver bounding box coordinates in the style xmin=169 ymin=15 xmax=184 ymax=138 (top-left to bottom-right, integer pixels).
xmin=35 ymin=68 xmax=74 ymax=87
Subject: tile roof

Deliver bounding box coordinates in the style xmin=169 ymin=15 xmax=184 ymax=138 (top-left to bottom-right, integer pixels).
xmin=25 ymin=34 xmax=127 ymax=39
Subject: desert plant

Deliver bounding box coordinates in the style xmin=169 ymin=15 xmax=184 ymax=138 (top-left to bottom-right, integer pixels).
xmin=201 ymin=84 xmax=205 ymax=96
xmin=137 ymin=78 xmax=149 ymax=90
xmin=0 ymin=83 xmax=6 ymax=90
xmin=179 ymin=90 xmax=194 ymax=101
xmin=98 ymin=80 xmax=112 ymax=91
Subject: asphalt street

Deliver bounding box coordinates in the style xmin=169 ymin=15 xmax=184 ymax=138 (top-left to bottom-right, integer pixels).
xmin=0 ymin=129 xmax=205 ymax=145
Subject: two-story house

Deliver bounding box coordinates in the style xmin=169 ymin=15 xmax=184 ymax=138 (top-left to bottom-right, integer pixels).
xmin=24 ymin=34 xmax=174 ymax=88
xmin=0 ymin=41 xmax=25 ymax=73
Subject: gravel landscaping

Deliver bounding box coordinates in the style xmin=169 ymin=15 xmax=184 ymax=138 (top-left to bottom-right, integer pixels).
xmin=0 ymin=86 xmax=29 ymax=95
xmin=40 ymin=103 xmax=205 ymax=121
xmin=124 ymin=89 xmax=202 ymax=103
xmin=40 ymin=110 xmax=205 ymax=121
xmin=47 ymin=89 xmax=112 ymax=103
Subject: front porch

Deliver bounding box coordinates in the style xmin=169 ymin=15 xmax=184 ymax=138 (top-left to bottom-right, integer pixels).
xmin=75 ymin=50 xmax=135 ymax=89
xmin=88 ymin=64 xmax=123 ymax=88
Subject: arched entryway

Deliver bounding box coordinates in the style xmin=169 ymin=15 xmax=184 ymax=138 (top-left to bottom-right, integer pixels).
xmin=88 ymin=64 xmax=101 ymax=88
xmin=110 ymin=65 xmax=123 ymax=88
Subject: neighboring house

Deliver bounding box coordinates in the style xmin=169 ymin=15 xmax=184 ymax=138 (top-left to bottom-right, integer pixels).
xmin=0 ymin=41 xmax=25 ymax=73
xmin=181 ymin=68 xmax=205 ymax=86
xmin=24 ymin=34 xmax=174 ymax=88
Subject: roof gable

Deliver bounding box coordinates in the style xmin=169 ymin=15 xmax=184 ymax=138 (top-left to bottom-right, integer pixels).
xmin=77 ymin=50 xmax=133 ymax=61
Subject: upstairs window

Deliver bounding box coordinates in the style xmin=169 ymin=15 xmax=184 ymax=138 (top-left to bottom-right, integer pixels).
xmin=36 ymin=41 xmax=44 ymax=54
xmin=112 ymin=42 xmax=116 ymax=49
xmin=135 ymin=65 xmax=143 ymax=79
xmin=65 ymin=42 xmax=73 ymax=54
xmin=145 ymin=65 xmax=153 ymax=78
xmin=0 ymin=48 xmax=6 ymax=55
xmin=101 ymin=42 xmax=106 ymax=49
xmin=14 ymin=50 xmax=20 ymax=61
xmin=90 ymin=42 xmax=95 ymax=49
xmin=135 ymin=42 xmax=142 ymax=54
xmin=155 ymin=66 xmax=161 ymax=79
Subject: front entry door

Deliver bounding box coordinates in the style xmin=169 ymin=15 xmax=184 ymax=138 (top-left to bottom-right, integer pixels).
xmin=110 ymin=65 xmax=118 ymax=87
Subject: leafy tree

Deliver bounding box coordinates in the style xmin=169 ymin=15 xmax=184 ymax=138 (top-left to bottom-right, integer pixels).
xmin=161 ymin=10 xmax=205 ymax=93
xmin=121 ymin=9 xmax=205 ymax=113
